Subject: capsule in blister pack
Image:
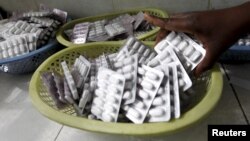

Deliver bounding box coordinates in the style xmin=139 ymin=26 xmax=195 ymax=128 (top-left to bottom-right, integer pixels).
xmin=61 ymin=61 xmax=79 ymax=100
xmin=119 ymin=36 xmax=157 ymax=64
xmin=0 ymin=35 xmax=30 ymax=59
xmin=148 ymin=47 xmax=192 ymax=91
xmin=89 ymin=59 xmax=98 ymax=93
xmin=10 ymin=20 xmax=42 ymax=36
xmin=125 ymin=65 xmax=164 ymax=124
xmin=154 ymin=37 xmax=170 ymax=54
xmin=168 ymin=63 xmax=181 ymax=119
xmin=23 ymin=33 xmax=38 ymax=51
xmin=146 ymin=66 xmax=171 ymax=122
xmin=113 ymin=54 xmax=138 ymax=105
xmin=91 ymin=67 xmax=125 ymax=122
xmin=105 ymin=22 xmax=126 ymax=37
xmin=165 ymin=31 xmax=206 ymax=71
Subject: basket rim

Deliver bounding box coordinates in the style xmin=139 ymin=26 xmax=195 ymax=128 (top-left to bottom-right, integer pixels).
xmin=56 ymin=8 xmax=168 ymax=47
xmin=29 ymin=42 xmax=223 ymax=136
xmin=0 ymin=40 xmax=59 ymax=65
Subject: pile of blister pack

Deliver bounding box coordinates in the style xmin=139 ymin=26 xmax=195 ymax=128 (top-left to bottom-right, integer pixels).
xmin=0 ymin=8 xmax=67 ymax=60
xmin=64 ymin=11 xmax=153 ymax=44
xmin=237 ymin=34 xmax=250 ymax=46
xmin=41 ymin=31 xmax=206 ymax=124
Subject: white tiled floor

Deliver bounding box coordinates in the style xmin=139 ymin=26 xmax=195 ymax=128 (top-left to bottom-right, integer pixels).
xmin=0 ymin=73 xmax=62 ymax=141
xmin=0 ymin=63 xmax=249 ymax=141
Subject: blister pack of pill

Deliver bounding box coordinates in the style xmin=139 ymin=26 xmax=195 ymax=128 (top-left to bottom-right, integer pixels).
xmin=30 ymin=17 xmax=54 ymax=27
xmin=105 ymin=22 xmax=126 ymax=37
xmin=21 ymin=11 xmax=52 ymax=18
xmin=71 ymin=22 xmax=90 ymax=44
xmin=148 ymin=47 xmax=192 ymax=91
xmin=71 ymin=66 xmax=84 ymax=92
xmin=61 ymin=61 xmax=79 ymax=100
xmin=108 ymin=14 xmax=135 ymax=25
xmin=98 ymin=53 xmax=111 ymax=68
xmin=124 ymin=65 xmax=164 ymax=124
xmin=40 ymin=32 xmax=209 ymax=123
xmin=108 ymin=14 xmax=135 ymax=36
xmin=147 ymin=86 xmax=171 ymax=122
xmin=113 ymin=54 xmax=138 ymax=105
xmin=41 ymin=71 xmax=66 ymax=109
xmin=63 ymin=78 xmax=83 ymax=115
xmin=52 ymin=71 xmax=67 ymax=103
xmin=23 ymin=33 xmax=38 ymax=51
xmin=66 ymin=11 xmax=156 ymax=44
xmin=0 ymin=36 xmax=30 ymax=59
xmin=8 ymin=20 xmax=43 ymax=36
xmin=63 ymin=77 xmax=73 ymax=104
xmin=87 ymin=20 xmax=110 ymax=42
xmin=89 ymin=59 xmax=97 ymax=93
xmin=238 ymin=34 xmax=250 ymax=46
xmin=91 ymin=67 xmax=125 ymax=122
xmin=107 ymin=53 xmax=118 ymax=62
xmin=145 ymin=65 xmax=171 ymax=122
xmin=119 ymin=36 xmax=157 ymax=64
xmin=157 ymin=31 xmax=206 ymax=71
xmin=133 ymin=12 xmax=144 ymax=30
xmin=78 ymin=82 xmax=91 ymax=114
xmin=72 ymin=55 xmax=91 ymax=90
xmin=168 ymin=62 xmax=181 ymax=119
xmin=0 ymin=15 xmax=62 ymax=54
xmin=220 ymin=34 xmax=250 ymax=62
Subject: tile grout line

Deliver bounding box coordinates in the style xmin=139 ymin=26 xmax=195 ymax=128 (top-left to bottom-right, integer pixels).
xmin=112 ymin=0 xmax=116 ymax=11
xmin=221 ymin=63 xmax=249 ymax=125
xmin=54 ymin=125 xmax=64 ymax=141
xmin=207 ymin=0 xmax=211 ymax=10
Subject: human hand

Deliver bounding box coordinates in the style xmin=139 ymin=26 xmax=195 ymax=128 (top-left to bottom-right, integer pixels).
xmin=144 ymin=3 xmax=250 ymax=77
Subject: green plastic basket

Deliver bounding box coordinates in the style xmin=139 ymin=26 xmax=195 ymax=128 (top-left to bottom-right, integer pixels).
xmin=29 ymin=41 xmax=223 ymax=136
xmin=56 ymin=8 xmax=168 ymax=47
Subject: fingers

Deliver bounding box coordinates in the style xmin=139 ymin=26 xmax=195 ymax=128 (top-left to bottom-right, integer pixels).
xmin=155 ymin=28 xmax=168 ymax=45
xmin=144 ymin=13 xmax=166 ymax=29
xmin=144 ymin=13 xmax=194 ymax=34
xmin=193 ymin=54 xmax=213 ymax=77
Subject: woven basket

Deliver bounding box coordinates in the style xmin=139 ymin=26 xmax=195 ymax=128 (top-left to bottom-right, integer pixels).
xmin=0 ymin=40 xmax=62 ymax=74
xmin=29 ymin=41 xmax=223 ymax=136
xmin=56 ymin=8 xmax=168 ymax=47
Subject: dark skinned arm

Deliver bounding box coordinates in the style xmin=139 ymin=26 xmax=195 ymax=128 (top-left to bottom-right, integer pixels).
xmin=144 ymin=2 xmax=250 ymax=77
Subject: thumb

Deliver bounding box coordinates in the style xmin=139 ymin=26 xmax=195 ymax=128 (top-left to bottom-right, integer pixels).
xmin=193 ymin=54 xmax=213 ymax=77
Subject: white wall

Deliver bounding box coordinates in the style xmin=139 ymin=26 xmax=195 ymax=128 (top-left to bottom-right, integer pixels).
xmin=0 ymin=0 xmax=249 ymax=18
